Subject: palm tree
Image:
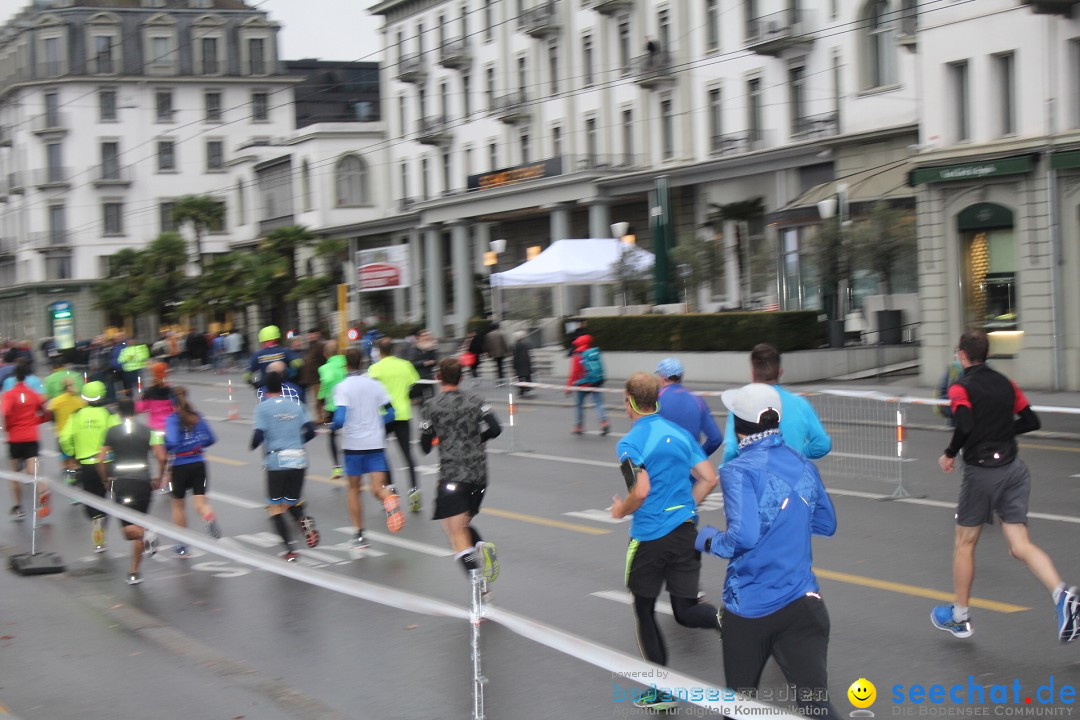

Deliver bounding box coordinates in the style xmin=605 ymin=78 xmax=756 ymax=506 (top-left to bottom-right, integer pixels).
xmin=262 ymin=225 xmax=317 ymax=328
xmin=172 ymin=195 xmax=225 ymax=272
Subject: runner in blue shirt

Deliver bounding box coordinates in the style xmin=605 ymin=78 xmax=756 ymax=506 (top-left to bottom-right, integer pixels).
xmin=611 ymin=372 xmax=721 ymax=711
xmin=655 ymin=357 xmax=722 ymax=457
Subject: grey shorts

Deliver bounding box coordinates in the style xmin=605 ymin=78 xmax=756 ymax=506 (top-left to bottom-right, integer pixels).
xmin=956 ymin=458 xmax=1030 ymax=526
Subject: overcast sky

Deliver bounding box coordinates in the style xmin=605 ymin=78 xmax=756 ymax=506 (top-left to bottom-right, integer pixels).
xmin=0 ymin=0 xmax=384 ymax=62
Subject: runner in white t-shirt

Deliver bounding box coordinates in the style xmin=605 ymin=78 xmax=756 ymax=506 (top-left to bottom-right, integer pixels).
xmin=332 ymin=348 xmax=404 ymax=547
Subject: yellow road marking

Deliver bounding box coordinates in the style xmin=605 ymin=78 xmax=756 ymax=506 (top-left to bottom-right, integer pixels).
xmin=1020 ymin=442 xmax=1080 ymax=454
xmin=815 ymin=568 xmax=1029 ymax=613
xmin=484 ymin=507 xmax=612 ymax=535
xmin=206 ymin=454 xmax=248 ymax=467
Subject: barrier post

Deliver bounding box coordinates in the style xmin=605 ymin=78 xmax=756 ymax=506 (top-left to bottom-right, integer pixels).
xmin=469 ymin=568 xmax=487 ymax=720
xmin=8 ymin=465 xmax=65 ymax=576
xmin=885 ymin=403 xmax=923 ymax=500
xmin=227 ymin=378 xmax=240 ymax=421
xmin=507 ymin=390 xmax=515 ymax=452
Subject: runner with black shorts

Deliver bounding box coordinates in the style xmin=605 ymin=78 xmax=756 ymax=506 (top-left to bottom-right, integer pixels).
xmin=2 ymin=362 xmax=49 ymax=521
xmin=419 ymin=358 xmax=502 ymax=585
xmin=102 ymin=400 xmax=161 ymax=585
xmin=611 ymin=372 xmax=721 ymax=711
xmin=252 ymin=371 xmax=320 ymax=562
xmin=164 ymin=386 xmax=221 ymax=556
xmin=934 ymin=329 xmax=1079 ymax=642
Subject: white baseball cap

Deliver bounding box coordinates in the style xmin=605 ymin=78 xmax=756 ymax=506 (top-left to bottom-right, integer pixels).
xmin=721 ymin=383 xmax=782 ymax=424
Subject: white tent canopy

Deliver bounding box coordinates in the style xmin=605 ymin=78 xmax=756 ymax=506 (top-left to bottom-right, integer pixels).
xmin=490 ymin=238 xmax=654 ymax=288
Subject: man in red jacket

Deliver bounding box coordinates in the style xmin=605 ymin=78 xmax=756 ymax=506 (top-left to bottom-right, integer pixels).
xmin=3 ymin=362 xmax=49 ymax=521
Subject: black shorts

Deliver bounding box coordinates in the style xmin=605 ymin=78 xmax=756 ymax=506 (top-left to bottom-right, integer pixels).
xmin=433 ymin=482 xmax=485 ymax=520
xmin=170 ymin=461 xmax=208 ymax=499
xmin=78 ymin=463 xmax=107 ymax=498
xmin=113 ymin=477 xmax=152 ymax=527
xmin=266 ymin=469 xmax=305 ymax=506
xmin=8 ymin=441 xmax=39 ymax=461
xmin=956 ymin=458 xmax=1030 ymax=526
xmin=625 ymin=521 xmax=702 ymax=599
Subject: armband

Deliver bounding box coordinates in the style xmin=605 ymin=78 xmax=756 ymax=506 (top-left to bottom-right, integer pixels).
xmin=620 ymin=458 xmax=644 ymax=491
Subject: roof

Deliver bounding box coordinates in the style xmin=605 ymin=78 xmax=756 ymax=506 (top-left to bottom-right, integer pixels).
xmin=24 ymin=0 xmax=255 ymax=11
xmin=490 ymin=239 xmax=654 ymax=288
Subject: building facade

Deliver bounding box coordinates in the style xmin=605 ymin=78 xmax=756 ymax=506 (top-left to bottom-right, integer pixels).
xmin=0 ymin=0 xmax=295 ymax=342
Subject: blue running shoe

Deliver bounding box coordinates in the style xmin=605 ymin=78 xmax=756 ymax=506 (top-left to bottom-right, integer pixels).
xmin=1056 ymin=586 xmax=1079 ymax=643
xmin=931 ymin=604 xmax=972 ymax=638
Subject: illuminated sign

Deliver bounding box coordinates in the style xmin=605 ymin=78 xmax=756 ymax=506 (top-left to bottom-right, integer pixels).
xmin=467 ymin=157 xmax=562 ymax=191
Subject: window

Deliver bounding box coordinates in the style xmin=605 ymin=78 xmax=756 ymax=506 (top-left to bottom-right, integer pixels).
xmin=417 ymin=22 xmax=424 ymax=56
xmin=995 ymin=52 xmax=1016 ymax=137
xmin=252 ymin=92 xmax=269 ymax=121
xmin=484 ymin=0 xmax=493 ymax=41
xmin=301 ymin=160 xmax=312 ymax=212
xmin=248 ymin=38 xmax=267 ymax=75
xmin=789 ymin=64 xmax=805 ymax=134
xmin=42 ymin=36 xmax=62 ymax=77
xmin=99 ymin=89 xmax=117 ymax=121
xmin=585 ymin=116 xmax=597 ymax=165
xmin=420 ymin=157 xmax=429 ymax=200
xmin=46 ymin=255 xmax=72 ymax=281
xmin=553 ymin=124 xmax=562 ymax=157
xmin=960 ymin=206 xmax=1019 ymax=347
xmin=103 ymin=201 xmax=123 ymax=235
xmin=464 ymin=146 xmax=473 ymax=177
xmin=622 ymin=109 xmax=633 ymax=165
xmin=400 ymin=160 xmax=409 ymax=200
xmin=441 ymin=149 xmax=452 ymax=194
xmin=583 ymin=35 xmax=594 ymax=86
xmin=708 ymin=87 xmax=722 ymax=152
xmin=747 ymin=77 xmax=762 ymax=142
xmin=462 ymin=72 xmax=472 ymax=116
xmin=148 ymin=35 xmax=174 ymax=74
xmin=485 ymin=66 xmax=496 ymax=109
xmin=660 ymin=94 xmax=674 ymax=160
xmin=705 ymin=0 xmax=720 ymax=50
xmin=418 ymin=87 xmax=427 ymax=121
xmin=948 ymin=60 xmax=970 ymax=142
xmin=201 ymin=36 xmax=220 ymax=74
xmin=205 ymin=91 xmax=222 ymax=121
xmin=548 ymin=41 xmax=559 ymax=95
xmin=46 ymin=142 xmax=64 ymax=182
xmin=489 ymin=141 xmax=497 ymax=170
xmin=440 ymin=81 xmax=449 ymax=118
xmin=658 ymin=9 xmax=671 ymax=54
xmin=155 ymin=90 xmax=173 ymax=122
xmin=863 ymin=0 xmax=896 ymax=89
xmin=517 ymin=56 xmax=527 ymax=96
xmin=618 ymin=18 xmax=631 ymax=70
xmin=206 ymin=140 xmax=224 ymax=171
xmin=398 ymin=95 xmax=407 ymax=136
xmin=520 ymin=128 xmax=530 ymax=163
xmin=336 ymin=155 xmax=368 ymax=207
xmin=45 ymin=92 xmax=60 ymax=127
xmin=157 ymin=140 xmax=176 ymax=171
xmin=460 ymin=4 xmax=468 ymax=39
xmin=236 ymin=180 xmax=246 ymax=224
xmin=100 ymin=141 xmax=120 ymax=179
xmin=48 ymin=204 xmax=67 ymax=245
xmin=92 ymin=35 xmax=115 ymax=74
xmin=159 ymin=201 xmax=177 ymax=232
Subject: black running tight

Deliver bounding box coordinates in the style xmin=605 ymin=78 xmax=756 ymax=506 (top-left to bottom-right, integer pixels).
xmin=633 ymin=594 xmax=721 ymax=666
xmin=385 ymin=420 xmax=417 ymax=491
xmin=327 ymin=427 xmax=339 ymax=467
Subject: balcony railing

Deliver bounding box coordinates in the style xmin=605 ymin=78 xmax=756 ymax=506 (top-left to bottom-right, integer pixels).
xmin=491 ymin=92 xmax=531 ymax=123
xmin=709 ymin=132 xmax=772 ymax=157
xmin=792 ymin=112 xmax=838 ymax=138
xmin=31 ymin=112 xmax=69 ymax=134
xmin=438 ymin=38 xmax=471 ymax=69
xmin=93 ymin=164 xmax=133 ymax=186
xmin=571 ymin=154 xmax=645 ymax=171
xmin=398 ymin=197 xmax=418 ymax=212
xmin=632 ymin=52 xmax=676 ymax=87
xmin=417 ymin=115 xmax=453 ymax=145
xmin=34 ymin=167 xmax=72 ymax=188
xmin=397 ymin=53 xmax=426 ymax=83
xmin=519 ymin=2 xmax=560 ymax=37
xmin=1020 ymin=0 xmax=1080 ymax=15
xmin=29 ymin=231 xmax=71 ymax=250
xmin=581 ymin=0 xmax=633 ymax=14
xmin=745 ymin=9 xmax=814 ymax=56
xmin=8 ymin=172 xmax=25 ymax=193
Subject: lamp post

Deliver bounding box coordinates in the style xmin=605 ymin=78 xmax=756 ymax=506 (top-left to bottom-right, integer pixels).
xmin=486 ymin=239 xmax=506 ymax=320
xmin=816 ymin=183 xmax=849 ymax=348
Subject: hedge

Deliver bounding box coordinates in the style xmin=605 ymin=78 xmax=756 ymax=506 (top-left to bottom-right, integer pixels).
xmin=567 ymin=312 xmax=824 ymax=352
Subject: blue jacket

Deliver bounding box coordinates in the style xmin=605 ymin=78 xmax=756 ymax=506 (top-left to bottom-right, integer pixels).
xmin=722 ymin=384 xmax=830 ymax=464
xmin=657 ymin=383 xmax=723 ymax=456
xmin=247 ymin=345 xmax=299 ymax=384
xmin=708 ymin=433 xmax=836 ymax=618
xmin=164 ymin=413 xmax=217 ymax=466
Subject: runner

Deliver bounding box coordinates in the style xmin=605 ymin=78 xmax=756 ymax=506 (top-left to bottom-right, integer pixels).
xmin=251 ymin=370 xmax=320 ymax=562
xmin=256 ymin=360 xmax=303 ymax=403
xmin=655 ymin=358 xmax=723 ymax=457
xmin=408 ymin=329 xmax=439 ymax=404
xmin=246 ymin=325 xmax=302 ymax=391
xmin=722 ymin=343 xmax=830 ymax=464
xmin=317 ymin=341 xmax=347 ymax=481
xmin=43 ymin=354 xmax=83 ymax=400
xmin=117 ymin=338 xmax=149 ymax=397
xmin=418 ymin=357 xmax=502 ymax=584
xmin=2 ymin=362 xmax=49 ymax=521
xmin=58 ymin=381 xmax=119 ymax=552
xmin=610 ymin=372 xmax=721 ymax=710
xmin=368 ymin=337 xmax=422 ymax=512
xmin=47 ymin=375 xmax=85 ymax=487
xmin=1 ymin=357 xmax=45 ymax=395
xmin=163 ymin=386 xmax=221 ymax=556
xmin=135 ymin=362 xmax=173 ymax=486
xmin=101 ymin=400 xmax=161 ymax=585
xmin=696 ymin=382 xmax=838 ymax=718
xmin=933 ymin=329 xmax=1079 ymax=642
xmin=331 ymin=348 xmax=403 ymax=547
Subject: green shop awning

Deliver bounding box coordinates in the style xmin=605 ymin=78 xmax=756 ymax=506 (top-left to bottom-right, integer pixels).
xmin=909 ymin=155 xmax=1035 ymax=185
xmin=1051 ymin=150 xmax=1080 ymax=170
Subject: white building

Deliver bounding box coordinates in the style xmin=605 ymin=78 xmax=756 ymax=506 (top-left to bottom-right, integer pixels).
xmin=0 ymin=0 xmax=296 ymax=342
xmin=362 ymin=0 xmax=923 ymax=339
xmin=912 ymin=0 xmax=1080 ymax=390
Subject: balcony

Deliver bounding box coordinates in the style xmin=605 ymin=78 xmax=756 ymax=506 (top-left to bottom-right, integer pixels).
xmin=792 ymin=112 xmax=838 ymax=139
xmin=581 ymin=0 xmax=633 ymax=14
xmin=92 ymin=164 xmax=133 ymax=187
xmin=491 ymin=92 xmax=531 ymax=124
xmin=0 ymin=237 xmax=13 ymax=258
xmin=709 ymin=132 xmax=771 ymax=157
xmin=31 ymin=112 xmax=70 ymax=135
xmin=519 ymin=2 xmax=560 ymax=38
xmin=745 ymin=10 xmax=814 ymax=56
xmin=34 ymin=167 xmax=72 ymax=189
xmin=8 ymin=172 xmax=25 ymax=194
xmin=0 ymin=126 xmax=11 ymax=147
xmin=439 ymin=38 xmax=471 ymax=69
xmin=398 ymin=197 xmax=418 ymax=212
xmin=632 ymin=52 xmax=676 ymax=87
xmin=417 ymin=115 xmax=453 ymax=146
xmin=259 ymin=215 xmax=296 ymax=235
xmin=397 ymin=53 xmax=427 ymax=84
xmin=29 ymin=231 xmax=71 ymax=252
xmin=1020 ymin=0 xmax=1080 ymax=15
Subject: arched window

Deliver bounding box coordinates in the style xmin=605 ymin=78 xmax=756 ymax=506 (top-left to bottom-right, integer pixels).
xmin=863 ymin=0 xmax=896 ymax=89
xmin=336 ymin=155 xmax=367 ymax=207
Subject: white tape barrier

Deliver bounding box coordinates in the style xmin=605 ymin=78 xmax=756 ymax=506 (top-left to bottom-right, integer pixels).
xmin=4 ymin=468 xmax=802 ymax=720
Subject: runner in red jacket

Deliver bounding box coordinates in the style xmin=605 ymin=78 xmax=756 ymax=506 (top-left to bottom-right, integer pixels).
xmin=2 ymin=364 xmax=50 ymax=521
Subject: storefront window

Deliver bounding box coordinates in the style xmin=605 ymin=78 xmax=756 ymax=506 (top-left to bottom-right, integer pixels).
xmin=958 ymin=203 xmax=1018 ymax=355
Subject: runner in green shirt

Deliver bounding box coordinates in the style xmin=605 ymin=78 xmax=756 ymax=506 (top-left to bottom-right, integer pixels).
xmin=368 ymin=338 xmax=422 ymax=512
xmin=43 ymin=357 xmax=84 ymax=400
xmin=317 ymin=341 xmax=347 ymax=480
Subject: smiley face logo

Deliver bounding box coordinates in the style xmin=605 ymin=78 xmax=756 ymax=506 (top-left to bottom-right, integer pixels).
xmin=848 ymin=678 xmax=877 ymax=709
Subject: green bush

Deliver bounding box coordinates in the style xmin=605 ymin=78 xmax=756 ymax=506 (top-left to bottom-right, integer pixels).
xmin=565 ymin=312 xmax=824 ymax=352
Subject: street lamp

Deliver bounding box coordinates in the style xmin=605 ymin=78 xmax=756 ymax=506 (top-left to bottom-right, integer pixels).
xmin=817 ymin=184 xmax=850 ymax=347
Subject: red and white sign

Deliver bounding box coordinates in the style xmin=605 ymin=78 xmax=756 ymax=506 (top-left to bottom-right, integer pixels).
xmin=357 ymin=245 xmax=410 ymax=292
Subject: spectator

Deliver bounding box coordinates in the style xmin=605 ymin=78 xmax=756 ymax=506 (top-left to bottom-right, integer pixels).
xmin=483 ymin=322 xmax=508 ymax=380
xmin=511 ymin=331 xmax=533 ymax=397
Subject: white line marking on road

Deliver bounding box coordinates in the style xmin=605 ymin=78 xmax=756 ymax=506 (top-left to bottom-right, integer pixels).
xmin=321 ymin=540 xmax=387 ymax=558
xmin=826 ymin=487 xmax=1080 ymax=524
xmin=234 ymin=532 xmax=283 ymax=548
xmin=1071 ymin=474 xmax=1080 ymax=478
xmin=564 ymin=510 xmax=628 ymax=524
xmin=591 ymin=590 xmax=673 ymax=616
xmin=206 ymin=491 xmax=264 ymax=509
xmin=344 ymin=528 xmax=454 ymax=557
xmin=299 ymin=547 xmax=346 ymax=564
xmin=506 ymin=451 xmax=617 ymax=469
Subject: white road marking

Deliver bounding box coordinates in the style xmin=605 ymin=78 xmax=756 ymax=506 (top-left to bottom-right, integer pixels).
xmin=234 ymin=531 xmax=283 ymax=548
xmin=298 ymin=547 xmax=347 ymax=564
xmin=321 ymin=540 xmax=387 ymax=558
xmin=564 ymin=509 xmax=629 ymax=524
xmin=826 ymin=487 xmax=1080 ymax=524
xmin=591 ymin=590 xmax=673 ymax=616
xmin=335 ymin=527 xmax=454 ymax=557
xmin=506 ymin=451 xmax=617 ymax=469
xmin=205 ymin=491 xmax=264 ymax=509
